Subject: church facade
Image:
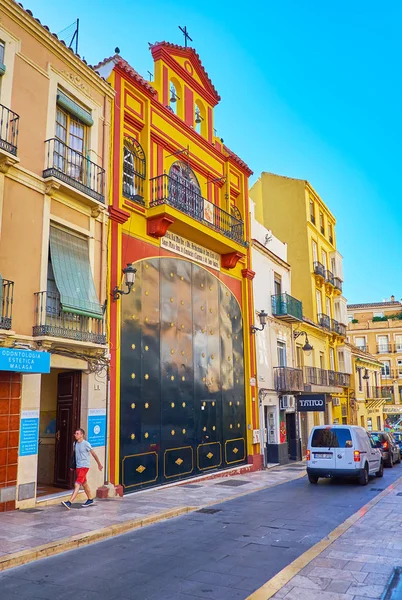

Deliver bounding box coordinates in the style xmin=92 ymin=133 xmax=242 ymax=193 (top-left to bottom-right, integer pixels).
xmin=96 ymin=42 xmax=261 ymax=492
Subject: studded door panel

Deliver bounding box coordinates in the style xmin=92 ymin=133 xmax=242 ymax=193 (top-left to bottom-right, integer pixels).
xmin=120 ymin=257 xmax=246 ymax=490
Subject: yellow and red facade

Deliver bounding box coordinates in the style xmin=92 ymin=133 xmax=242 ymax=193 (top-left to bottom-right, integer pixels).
xmin=96 ymin=43 xmax=261 ymax=491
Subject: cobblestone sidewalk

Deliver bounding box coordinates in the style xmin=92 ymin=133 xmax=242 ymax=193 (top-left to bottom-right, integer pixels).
xmin=0 ymin=462 xmax=306 ymax=567
xmin=264 ymin=476 xmax=402 ymax=600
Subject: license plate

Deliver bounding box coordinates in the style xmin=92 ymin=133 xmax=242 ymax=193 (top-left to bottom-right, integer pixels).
xmin=314 ymin=453 xmax=332 ymax=459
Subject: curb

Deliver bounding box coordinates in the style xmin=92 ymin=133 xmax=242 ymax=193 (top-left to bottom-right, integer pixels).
xmin=0 ymin=506 xmax=196 ymax=573
xmin=0 ymin=467 xmax=306 ymax=573
xmin=246 ymin=474 xmax=402 ymax=600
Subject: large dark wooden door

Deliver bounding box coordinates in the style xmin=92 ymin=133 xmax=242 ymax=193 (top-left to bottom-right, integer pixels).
xmin=54 ymin=371 xmax=81 ymax=488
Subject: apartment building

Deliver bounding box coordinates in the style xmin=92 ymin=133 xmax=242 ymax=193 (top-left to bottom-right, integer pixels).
xmin=250 ymin=173 xmax=351 ymax=450
xmin=0 ymin=1 xmax=113 ymax=510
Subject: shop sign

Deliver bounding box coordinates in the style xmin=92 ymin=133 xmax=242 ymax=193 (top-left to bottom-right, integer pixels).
xmin=161 ymin=231 xmax=220 ymax=271
xmin=0 ymin=349 xmax=50 ymax=373
xmin=383 ymin=405 xmax=402 ymax=415
xmin=87 ymin=408 xmax=106 ymax=448
xmin=19 ymin=410 xmax=39 ymax=456
xmin=297 ymin=394 xmax=326 ymax=412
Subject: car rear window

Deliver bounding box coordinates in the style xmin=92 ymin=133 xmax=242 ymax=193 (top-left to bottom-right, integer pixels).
xmin=311 ymin=428 xmax=353 ymax=448
xmin=370 ymin=433 xmax=386 ymax=447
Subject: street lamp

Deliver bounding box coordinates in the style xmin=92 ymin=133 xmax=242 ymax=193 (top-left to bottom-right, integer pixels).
xmin=293 ymin=330 xmax=313 ymax=356
xmin=363 ymin=369 xmax=370 ymax=380
xmin=112 ymin=263 xmax=137 ymax=301
xmin=251 ymin=310 xmax=268 ymax=334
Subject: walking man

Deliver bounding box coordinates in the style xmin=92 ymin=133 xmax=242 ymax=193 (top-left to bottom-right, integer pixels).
xmin=62 ymin=428 xmax=103 ymax=510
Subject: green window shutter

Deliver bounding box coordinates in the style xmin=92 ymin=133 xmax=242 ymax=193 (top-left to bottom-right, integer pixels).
xmin=56 ymin=90 xmax=94 ymax=127
xmin=49 ymin=226 xmax=103 ymax=319
xmin=0 ymin=64 xmax=5 ymax=77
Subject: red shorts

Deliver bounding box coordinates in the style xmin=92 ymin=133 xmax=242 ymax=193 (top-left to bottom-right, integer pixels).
xmin=76 ymin=467 xmax=89 ymax=485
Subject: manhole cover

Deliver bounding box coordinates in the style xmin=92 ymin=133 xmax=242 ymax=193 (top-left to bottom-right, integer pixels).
xmin=382 ymin=566 xmax=402 ymax=599
xmin=184 ymin=484 xmax=203 ymax=489
xmin=397 ymin=493 xmax=402 ymax=497
xmin=216 ymin=479 xmax=249 ymax=487
xmin=370 ymin=488 xmax=385 ymax=492
xmin=196 ymin=508 xmax=222 ymax=515
xmin=21 ymin=508 xmax=43 ymax=513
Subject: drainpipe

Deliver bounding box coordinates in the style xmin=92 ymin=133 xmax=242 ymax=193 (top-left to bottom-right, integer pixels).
xmin=104 ymin=365 xmax=110 ymax=485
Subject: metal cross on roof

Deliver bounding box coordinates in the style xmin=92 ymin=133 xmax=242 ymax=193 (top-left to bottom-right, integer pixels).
xmin=179 ymin=25 xmax=192 ymax=47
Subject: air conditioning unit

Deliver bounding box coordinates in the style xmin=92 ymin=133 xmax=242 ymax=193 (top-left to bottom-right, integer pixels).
xmin=332 ymin=398 xmax=341 ymax=407
xmin=280 ymin=395 xmax=295 ymax=410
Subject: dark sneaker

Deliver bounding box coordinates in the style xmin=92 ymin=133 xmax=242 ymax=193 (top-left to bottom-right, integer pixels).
xmin=82 ymin=499 xmax=94 ymax=507
xmin=61 ymin=500 xmax=71 ymax=510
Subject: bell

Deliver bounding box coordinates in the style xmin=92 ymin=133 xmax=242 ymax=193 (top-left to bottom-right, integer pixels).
xmin=195 ymin=114 xmax=202 ymax=124
xmin=170 ymin=92 xmax=177 ymax=103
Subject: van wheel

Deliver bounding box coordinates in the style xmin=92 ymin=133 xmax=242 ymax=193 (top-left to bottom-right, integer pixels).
xmin=376 ymin=461 xmax=384 ymax=478
xmin=359 ymin=464 xmax=369 ymax=486
xmin=308 ymin=474 xmax=319 ymax=484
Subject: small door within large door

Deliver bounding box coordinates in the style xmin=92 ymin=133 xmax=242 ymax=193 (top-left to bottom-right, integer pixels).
xmin=54 ymin=371 xmax=81 ymax=489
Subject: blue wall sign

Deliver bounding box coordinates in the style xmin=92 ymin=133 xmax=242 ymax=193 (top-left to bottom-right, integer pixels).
xmin=87 ymin=408 xmax=106 ymax=447
xmin=0 ymin=349 xmax=50 ymax=373
xmin=19 ymin=410 xmax=39 ymax=456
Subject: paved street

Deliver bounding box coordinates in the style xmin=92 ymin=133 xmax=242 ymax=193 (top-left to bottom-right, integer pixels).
xmin=1 ymin=465 xmax=402 ymax=600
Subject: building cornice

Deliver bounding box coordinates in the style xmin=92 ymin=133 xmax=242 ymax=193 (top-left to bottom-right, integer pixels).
xmin=3 ymin=0 xmax=114 ymax=98
xmin=252 ymin=238 xmax=290 ymax=270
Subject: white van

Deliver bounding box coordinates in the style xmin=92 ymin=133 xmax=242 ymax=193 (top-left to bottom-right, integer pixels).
xmin=306 ymin=425 xmax=383 ymax=485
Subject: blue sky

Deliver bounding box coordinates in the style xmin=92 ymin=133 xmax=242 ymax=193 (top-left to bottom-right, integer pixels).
xmin=29 ymin=0 xmax=402 ymax=303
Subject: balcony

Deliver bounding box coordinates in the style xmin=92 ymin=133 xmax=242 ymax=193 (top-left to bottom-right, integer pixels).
xmin=334 ymin=277 xmax=342 ymax=293
xmin=271 ymin=293 xmax=302 ymax=322
xmin=304 ymin=367 xmax=350 ymax=389
xmin=318 ymin=313 xmax=331 ymax=330
xmin=149 ymin=174 xmax=245 ymax=247
xmin=366 ymin=386 xmax=392 ymax=400
xmin=0 ymin=103 xmax=19 ymax=158
xmin=43 ymin=139 xmax=105 ymax=204
xmin=376 ymin=343 xmax=393 ymax=354
xmin=0 ymin=279 xmax=14 ymax=330
xmin=274 ymin=367 xmax=304 ymax=392
xmin=33 ymin=291 xmax=106 ymax=345
xmin=325 ymin=269 xmax=335 ymax=286
xmin=356 ymin=344 xmax=368 ymax=353
xmin=313 ymin=261 xmax=326 ymax=279
xmin=331 ymin=318 xmax=347 ymax=337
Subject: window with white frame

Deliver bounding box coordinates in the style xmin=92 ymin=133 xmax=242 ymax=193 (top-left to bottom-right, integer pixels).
xmin=395 ymin=335 xmax=402 ymax=353
xmin=355 ymin=336 xmax=366 ymax=351
xmin=377 ymin=335 xmax=389 ymax=353
xmin=381 ymin=360 xmax=391 ymax=377
xmin=277 ymin=341 xmax=287 ymax=367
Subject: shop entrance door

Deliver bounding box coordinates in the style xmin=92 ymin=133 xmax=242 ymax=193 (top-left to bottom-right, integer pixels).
xmin=54 ymin=371 xmax=81 ymax=489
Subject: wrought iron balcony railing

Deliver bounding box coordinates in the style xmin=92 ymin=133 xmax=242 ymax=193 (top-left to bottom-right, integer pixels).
xmin=325 ymin=269 xmax=335 ymax=286
xmin=43 ymin=138 xmax=105 ymax=203
xmin=366 ymin=386 xmax=392 ymax=400
xmin=331 ymin=318 xmax=347 ymax=337
xmin=0 ymin=279 xmax=14 ymax=330
xmin=304 ymin=367 xmax=350 ymax=388
xmin=334 ymin=277 xmax=342 ymax=292
xmin=271 ymin=293 xmax=303 ymax=322
xmin=149 ymin=174 xmax=245 ymax=246
xmin=33 ymin=291 xmax=106 ymax=344
xmin=318 ymin=313 xmax=331 ymax=329
xmin=376 ymin=343 xmax=393 ymax=354
xmin=274 ymin=367 xmax=304 ymax=392
xmin=313 ymin=261 xmax=326 ymax=278
xmin=0 ymin=104 xmax=19 ymax=156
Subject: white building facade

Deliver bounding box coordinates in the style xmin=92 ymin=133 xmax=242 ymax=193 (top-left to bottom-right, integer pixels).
xmin=251 ymin=204 xmax=304 ymax=465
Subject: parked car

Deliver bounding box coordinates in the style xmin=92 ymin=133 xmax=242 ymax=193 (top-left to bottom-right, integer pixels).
xmin=392 ymin=431 xmax=402 ymax=453
xmin=369 ymin=431 xmax=401 ymax=467
xmin=307 ymin=425 xmax=383 ymax=486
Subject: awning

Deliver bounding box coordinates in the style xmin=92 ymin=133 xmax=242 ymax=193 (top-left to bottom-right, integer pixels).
xmin=56 ymin=90 xmax=93 ymax=127
xmin=49 ymin=226 xmax=103 ymax=319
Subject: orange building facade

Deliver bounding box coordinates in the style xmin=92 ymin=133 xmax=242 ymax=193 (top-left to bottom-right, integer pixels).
xmin=95 ymin=43 xmax=262 ymax=492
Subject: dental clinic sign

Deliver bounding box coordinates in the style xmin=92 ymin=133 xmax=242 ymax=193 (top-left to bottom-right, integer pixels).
xmin=0 ymin=348 xmax=50 ymax=373
xmin=297 ymin=394 xmax=326 ymax=412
